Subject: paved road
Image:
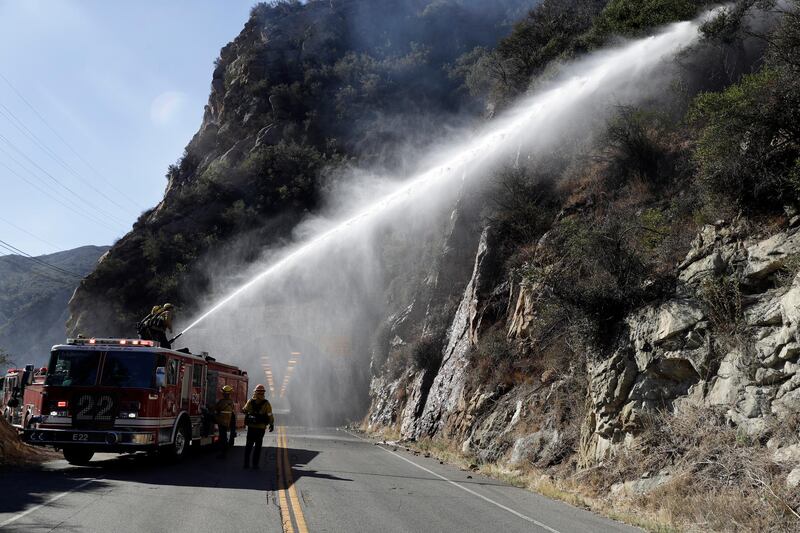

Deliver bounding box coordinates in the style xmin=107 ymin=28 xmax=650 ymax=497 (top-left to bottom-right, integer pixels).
xmin=0 ymin=427 xmax=640 ymax=532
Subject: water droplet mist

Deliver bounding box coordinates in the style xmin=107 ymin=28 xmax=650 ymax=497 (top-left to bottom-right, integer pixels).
xmin=177 ymin=12 xmax=718 ymax=425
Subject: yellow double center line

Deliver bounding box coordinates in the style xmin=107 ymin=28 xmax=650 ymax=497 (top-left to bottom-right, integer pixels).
xmin=276 ymin=426 xmax=309 ymax=533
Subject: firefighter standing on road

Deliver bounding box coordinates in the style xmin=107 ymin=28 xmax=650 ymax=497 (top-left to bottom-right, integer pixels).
xmin=242 ymin=384 xmax=273 ymax=470
xmin=214 ymin=385 xmax=235 ymax=458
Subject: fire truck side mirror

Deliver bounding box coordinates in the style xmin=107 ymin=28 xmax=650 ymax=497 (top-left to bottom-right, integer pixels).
xmin=155 ymin=367 xmax=166 ymax=389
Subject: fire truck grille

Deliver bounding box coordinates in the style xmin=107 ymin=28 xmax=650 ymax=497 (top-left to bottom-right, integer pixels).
xmin=72 ymin=393 xmax=119 ymax=429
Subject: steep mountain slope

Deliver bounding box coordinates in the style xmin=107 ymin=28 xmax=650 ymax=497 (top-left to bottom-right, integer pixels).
xmin=64 ymin=0 xmax=800 ymax=529
xmin=365 ymin=1 xmax=800 ymax=530
xmin=0 ymin=245 xmax=109 ymax=366
xmin=66 ymin=0 xmax=539 ymax=336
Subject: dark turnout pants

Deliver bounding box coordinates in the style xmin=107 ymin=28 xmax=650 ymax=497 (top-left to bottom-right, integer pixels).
xmin=244 ymin=427 xmax=266 ymax=467
xmin=217 ymin=425 xmax=229 ymax=455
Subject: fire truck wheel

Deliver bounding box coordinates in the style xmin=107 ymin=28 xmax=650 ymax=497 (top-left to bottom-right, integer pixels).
xmin=166 ymin=421 xmax=190 ymax=460
xmin=63 ymin=447 xmax=94 ymax=465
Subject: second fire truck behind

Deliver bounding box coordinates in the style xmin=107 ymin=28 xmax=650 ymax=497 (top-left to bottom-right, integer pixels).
xmin=24 ymin=337 xmax=248 ymax=465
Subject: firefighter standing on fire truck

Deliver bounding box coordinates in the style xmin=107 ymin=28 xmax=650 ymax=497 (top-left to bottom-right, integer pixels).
xmin=137 ymin=305 xmax=161 ymax=341
xmin=146 ymin=303 xmax=174 ymax=349
xmin=242 ymin=384 xmax=273 ymax=469
xmin=214 ymin=385 xmax=235 ymax=458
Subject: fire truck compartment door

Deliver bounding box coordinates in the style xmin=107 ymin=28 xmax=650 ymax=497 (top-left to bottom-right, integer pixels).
xmin=180 ymin=364 xmax=191 ymax=408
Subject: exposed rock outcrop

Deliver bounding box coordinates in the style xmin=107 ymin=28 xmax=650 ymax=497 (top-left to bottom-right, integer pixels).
xmin=582 ymin=223 xmax=800 ymax=461
xmin=370 ymin=220 xmax=800 ymax=474
xmin=414 ymin=228 xmax=497 ymax=439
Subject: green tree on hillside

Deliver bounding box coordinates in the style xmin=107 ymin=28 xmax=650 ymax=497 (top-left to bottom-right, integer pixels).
xmin=593 ymin=0 xmax=705 ymax=36
xmin=690 ymin=2 xmax=800 ymax=210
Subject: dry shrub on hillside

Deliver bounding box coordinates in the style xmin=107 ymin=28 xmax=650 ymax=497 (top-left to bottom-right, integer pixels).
xmin=586 ymin=405 xmax=800 ymax=532
xmin=531 ymin=357 xmax=589 ymax=468
xmin=0 ymin=418 xmax=52 ymax=467
xmin=698 ymin=275 xmax=744 ymax=334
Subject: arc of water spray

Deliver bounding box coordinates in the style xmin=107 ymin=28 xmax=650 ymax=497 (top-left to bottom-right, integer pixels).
xmin=174 ymin=14 xmax=716 ymax=341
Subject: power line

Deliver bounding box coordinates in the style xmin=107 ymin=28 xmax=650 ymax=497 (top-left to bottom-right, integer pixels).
xmin=0 ymin=103 xmax=81 ymax=178
xmin=0 ymin=132 xmax=129 ymax=227
xmin=0 ymin=243 xmax=74 ymax=284
xmin=0 ymin=102 xmax=141 ymax=217
xmin=0 ymin=156 xmax=122 ymax=233
xmin=0 ymin=242 xmax=67 ymax=283
xmin=0 ymin=73 xmax=146 ymax=210
xmin=0 ymin=214 xmax=61 ymax=251
xmin=0 ymin=239 xmax=83 ymax=279
xmin=0 ymin=238 xmax=84 ymax=278
xmin=0 ymin=133 xmax=130 ymax=229
xmin=0 ymin=145 xmax=124 ymax=231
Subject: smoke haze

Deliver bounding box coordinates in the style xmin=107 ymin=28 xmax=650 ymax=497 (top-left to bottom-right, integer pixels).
xmin=177 ymin=9 xmax=723 ymax=425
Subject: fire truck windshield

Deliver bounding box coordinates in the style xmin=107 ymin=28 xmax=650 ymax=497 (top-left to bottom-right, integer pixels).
xmin=100 ymin=352 xmax=157 ymax=388
xmin=46 ymin=350 xmax=101 ymax=387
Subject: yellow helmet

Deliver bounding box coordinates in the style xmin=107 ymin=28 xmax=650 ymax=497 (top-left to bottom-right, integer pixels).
xmin=254 ymin=384 xmax=266 ymax=394
xmin=151 ymin=305 xmax=161 ymax=314
xmin=162 ymin=303 xmax=174 ymax=310
xmin=221 ymin=385 xmax=234 ymax=394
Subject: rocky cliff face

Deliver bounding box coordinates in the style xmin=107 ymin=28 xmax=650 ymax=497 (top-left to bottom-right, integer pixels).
xmin=368 ymin=216 xmax=800 ymax=480
xmin=363 ymin=3 xmax=800 ymax=526
xmin=582 ymin=220 xmax=800 ymax=463
xmin=66 ymin=0 xmax=537 ymax=338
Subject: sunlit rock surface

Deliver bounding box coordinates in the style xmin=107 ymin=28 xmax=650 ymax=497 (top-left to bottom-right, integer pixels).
xmin=369 ymin=220 xmax=800 ymax=469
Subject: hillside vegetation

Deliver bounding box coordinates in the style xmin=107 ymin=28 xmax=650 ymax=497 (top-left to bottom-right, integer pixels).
xmin=66 ymin=0 xmax=800 ymax=530
xmin=67 ymin=0 xmax=539 ymax=335
xmin=367 ymin=1 xmax=800 ymax=531
xmin=0 ymin=246 xmax=108 ymax=366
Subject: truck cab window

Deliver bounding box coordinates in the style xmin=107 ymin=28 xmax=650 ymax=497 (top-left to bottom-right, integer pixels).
xmin=167 ymin=359 xmax=178 ymax=385
xmin=205 ymin=370 xmax=218 ymax=406
xmin=45 ymin=350 xmax=101 ymax=387
xmin=100 ymin=352 xmax=157 ymax=388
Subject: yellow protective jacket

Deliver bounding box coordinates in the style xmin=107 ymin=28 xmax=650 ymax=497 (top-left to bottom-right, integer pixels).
xmin=214 ymin=397 xmax=235 ymax=426
xmin=242 ymin=397 xmax=273 ymax=429
xmin=155 ymin=309 xmax=173 ymax=332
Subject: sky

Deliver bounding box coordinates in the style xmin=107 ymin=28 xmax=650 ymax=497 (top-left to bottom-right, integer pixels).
xmin=0 ymin=0 xmax=256 ymax=257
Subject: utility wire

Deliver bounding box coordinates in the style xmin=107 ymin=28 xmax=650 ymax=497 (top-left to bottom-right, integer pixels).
xmin=0 ymin=73 xmax=146 ymax=210
xmin=0 ymin=103 xmax=140 ymax=218
xmin=0 ymin=145 xmax=123 ymax=231
xmin=0 ymin=214 xmax=61 ymax=251
xmin=0 ymin=132 xmax=128 ymax=227
xmin=0 ymin=241 xmax=65 ymax=282
xmin=0 ymin=156 xmax=122 ymax=233
xmin=0 ymin=243 xmax=74 ymax=284
xmin=0 ymin=133 xmax=129 ymax=229
xmin=0 ymin=103 xmax=83 ymax=181
xmin=0 ymin=238 xmax=84 ymax=278
xmin=0 ymin=239 xmax=83 ymax=279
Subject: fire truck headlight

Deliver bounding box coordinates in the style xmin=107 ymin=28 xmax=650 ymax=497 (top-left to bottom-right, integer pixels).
xmin=130 ymin=433 xmax=153 ymax=445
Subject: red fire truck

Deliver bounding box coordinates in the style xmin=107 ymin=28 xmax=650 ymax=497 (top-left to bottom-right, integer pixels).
xmin=2 ymin=364 xmax=47 ymax=429
xmin=24 ymin=338 xmax=248 ymax=465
